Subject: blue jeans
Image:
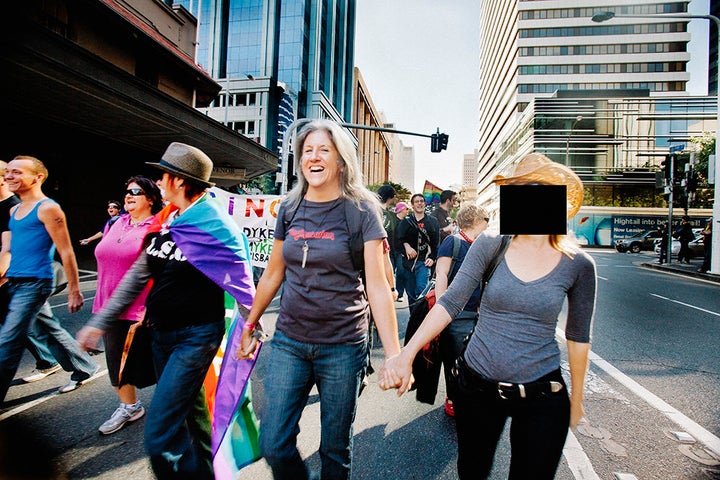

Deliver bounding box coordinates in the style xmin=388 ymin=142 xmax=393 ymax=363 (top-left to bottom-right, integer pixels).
xmin=0 ymin=278 xmax=54 ymax=401
xmin=406 ymin=262 xmax=430 ymax=305
xmin=146 ymin=321 xmax=224 ymax=480
xmin=392 ymin=252 xmax=409 ymax=298
xmin=260 ymin=330 xmax=368 ymax=480
xmin=28 ymin=301 xmax=96 ymax=380
xmin=0 ymin=282 xmax=57 ymax=370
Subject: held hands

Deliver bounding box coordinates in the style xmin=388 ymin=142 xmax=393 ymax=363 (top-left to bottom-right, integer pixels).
xmin=378 ymin=351 xmax=415 ymax=396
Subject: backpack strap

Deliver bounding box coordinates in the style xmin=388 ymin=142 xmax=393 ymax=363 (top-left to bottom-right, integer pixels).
xmin=447 ymin=235 xmax=462 ymax=285
xmin=343 ymin=199 xmax=365 ymax=275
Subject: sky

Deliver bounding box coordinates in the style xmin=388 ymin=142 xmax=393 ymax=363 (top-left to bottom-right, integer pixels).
xmin=354 ymin=0 xmax=710 ymax=194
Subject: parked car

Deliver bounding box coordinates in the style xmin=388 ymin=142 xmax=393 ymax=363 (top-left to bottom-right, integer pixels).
xmin=653 ymin=229 xmax=704 ymax=258
xmin=615 ymin=229 xmax=664 ymax=253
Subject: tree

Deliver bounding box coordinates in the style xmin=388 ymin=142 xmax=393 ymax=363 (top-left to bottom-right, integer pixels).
xmin=367 ymin=181 xmax=412 ymax=202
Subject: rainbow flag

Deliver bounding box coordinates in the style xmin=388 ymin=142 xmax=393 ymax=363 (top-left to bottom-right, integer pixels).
xmin=153 ymin=195 xmax=261 ymax=478
xmin=423 ymin=180 xmax=443 ymax=205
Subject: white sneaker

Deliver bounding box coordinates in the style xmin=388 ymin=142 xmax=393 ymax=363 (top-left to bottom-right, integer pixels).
xmin=22 ymin=364 xmax=62 ymax=383
xmin=98 ymin=403 xmax=145 ymax=435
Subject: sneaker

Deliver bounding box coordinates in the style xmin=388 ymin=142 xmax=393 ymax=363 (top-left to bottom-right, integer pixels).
xmin=58 ymin=365 xmax=99 ymax=394
xmin=22 ymin=364 xmax=62 ymax=383
xmin=99 ymin=403 xmax=145 ymax=435
xmin=444 ymin=397 xmax=455 ymax=417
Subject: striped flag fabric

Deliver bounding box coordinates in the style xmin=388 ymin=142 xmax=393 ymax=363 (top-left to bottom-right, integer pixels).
xmin=153 ymin=195 xmax=262 ymax=478
xmin=423 ymin=180 xmax=443 ymax=205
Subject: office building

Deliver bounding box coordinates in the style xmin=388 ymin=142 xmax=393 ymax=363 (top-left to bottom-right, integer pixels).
xmin=478 ymin=0 xmax=692 ymax=194
xmin=174 ymin=0 xmax=356 ymax=157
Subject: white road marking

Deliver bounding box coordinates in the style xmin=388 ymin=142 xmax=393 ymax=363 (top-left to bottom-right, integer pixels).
xmin=0 ymin=369 xmax=108 ymax=422
xmin=649 ymin=293 xmax=720 ymax=317
xmin=50 ymin=295 xmax=96 ymax=308
xmin=564 ymin=430 xmax=601 ymax=479
xmin=597 ymin=276 xmax=608 ymax=281
xmin=557 ymin=327 xmax=720 ymax=457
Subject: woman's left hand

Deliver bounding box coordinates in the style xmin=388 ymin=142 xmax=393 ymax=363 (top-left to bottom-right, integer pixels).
xmin=570 ymin=399 xmax=585 ymax=428
xmin=236 ymin=326 xmax=260 ymax=360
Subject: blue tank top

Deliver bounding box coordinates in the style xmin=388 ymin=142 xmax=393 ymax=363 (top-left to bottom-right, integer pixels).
xmin=7 ymin=199 xmax=55 ymax=279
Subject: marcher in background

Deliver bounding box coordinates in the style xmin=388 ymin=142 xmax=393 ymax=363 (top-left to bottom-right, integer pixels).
xmin=674 ymin=216 xmax=695 ymax=264
xmin=430 ymin=189 xmax=457 ymax=245
xmin=658 ymin=223 xmax=669 ymax=264
xmin=79 ymin=200 xmax=122 ymax=245
xmin=396 ymin=193 xmax=440 ymax=305
xmin=92 ymin=176 xmax=162 ymax=435
xmin=0 ymin=156 xmax=97 ymax=402
xmin=381 ymin=153 xmax=597 ymax=480
xmin=699 ymin=219 xmax=712 ymax=273
xmin=377 ymin=184 xmax=398 ymax=249
xmin=78 ymin=143 xmax=256 ymax=479
xmin=434 ymin=204 xmax=489 ymax=417
xmin=236 ymin=119 xmax=401 ymax=480
xmin=393 ymin=201 xmax=410 ymax=302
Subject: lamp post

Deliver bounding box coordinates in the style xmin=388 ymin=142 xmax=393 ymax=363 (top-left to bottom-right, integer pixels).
xmin=565 ymin=115 xmax=583 ymax=165
xmin=593 ymin=11 xmax=720 ymax=273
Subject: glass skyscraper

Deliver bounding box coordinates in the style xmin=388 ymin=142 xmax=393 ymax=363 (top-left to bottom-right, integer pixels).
xmin=175 ymin=0 xmax=355 ymax=123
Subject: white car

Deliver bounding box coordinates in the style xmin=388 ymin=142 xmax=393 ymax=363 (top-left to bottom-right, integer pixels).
xmin=653 ymin=229 xmax=704 ymax=258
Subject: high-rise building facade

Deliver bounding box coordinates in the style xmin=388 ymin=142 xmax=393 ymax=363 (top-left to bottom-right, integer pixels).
xmin=175 ymin=0 xmax=355 ymax=145
xmin=478 ymin=0 xmax=692 ymax=193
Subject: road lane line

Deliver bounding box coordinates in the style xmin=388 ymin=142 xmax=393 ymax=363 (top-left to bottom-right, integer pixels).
xmin=50 ymin=295 xmax=96 ymax=308
xmin=556 ymin=327 xmax=720 ymax=457
xmin=564 ymin=430 xmax=601 ymax=480
xmin=649 ymin=293 xmax=720 ymax=317
xmin=587 ymin=351 xmax=720 ymax=456
xmin=0 ymin=369 xmax=108 ymax=423
xmin=597 ymin=276 xmax=608 ymax=281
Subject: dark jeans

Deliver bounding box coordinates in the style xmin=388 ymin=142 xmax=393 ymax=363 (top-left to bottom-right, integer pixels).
xmin=146 ymin=321 xmax=224 ymax=480
xmin=454 ymin=361 xmax=570 ymax=480
xmin=678 ymin=241 xmax=692 ymax=263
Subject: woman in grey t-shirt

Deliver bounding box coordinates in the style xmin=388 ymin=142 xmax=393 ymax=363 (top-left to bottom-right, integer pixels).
xmin=237 ymin=120 xmax=402 ymax=480
xmin=381 ymin=153 xmax=597 ymax=480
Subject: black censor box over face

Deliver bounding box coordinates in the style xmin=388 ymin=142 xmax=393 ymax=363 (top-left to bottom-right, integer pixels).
xmin=499 ymin=185 xmax=567 ymax=235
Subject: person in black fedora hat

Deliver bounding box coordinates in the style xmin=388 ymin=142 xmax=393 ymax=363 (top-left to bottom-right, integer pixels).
xmin=78 ymin=142 xmax=256 ymax=479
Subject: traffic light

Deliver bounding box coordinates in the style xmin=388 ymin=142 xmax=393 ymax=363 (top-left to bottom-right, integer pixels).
xmin=661 ymin=155 xmax=672 ymax=179
xmin=430 ymin=133 xmax=440 ymax=152
xmin=438 ymin=133 xmax=449 ymax=151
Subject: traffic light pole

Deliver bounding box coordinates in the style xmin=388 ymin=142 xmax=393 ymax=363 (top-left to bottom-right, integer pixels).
xmin=278 ymin=119 xmax=449 ymax=194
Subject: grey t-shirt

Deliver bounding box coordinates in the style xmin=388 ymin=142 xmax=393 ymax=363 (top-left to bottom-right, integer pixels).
xmin=275 ymin=197 xmax=385 ymax=344
xmin=437 ymin=234 xmax=597 ymax=383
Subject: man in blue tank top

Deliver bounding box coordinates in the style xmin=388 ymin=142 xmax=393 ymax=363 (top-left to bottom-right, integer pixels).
xmin=0 ymin=156 xmax=97 ymax=402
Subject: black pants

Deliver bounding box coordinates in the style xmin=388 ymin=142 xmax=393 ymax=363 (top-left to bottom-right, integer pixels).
xmin=454 ymin=360 xmax=570 ymax=480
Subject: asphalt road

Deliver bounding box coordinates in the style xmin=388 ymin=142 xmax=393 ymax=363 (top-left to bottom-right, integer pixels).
xmin=1 ymin=252 xmax=719 ymax=479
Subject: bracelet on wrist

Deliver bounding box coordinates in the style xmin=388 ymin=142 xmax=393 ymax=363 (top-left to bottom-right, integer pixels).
xmin=244 ymin=322 xmax=257 ymax=331
xmin=391 ymin=287 xmax=396 ymax=292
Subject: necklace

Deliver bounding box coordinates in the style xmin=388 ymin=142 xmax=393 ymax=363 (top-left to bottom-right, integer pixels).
xmin=459 ymin=231 xmax=473 ymax=244
xmin=301 ymin=197 xmax=340 ymax=268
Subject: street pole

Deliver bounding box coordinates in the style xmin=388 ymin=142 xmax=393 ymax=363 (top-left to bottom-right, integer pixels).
xmin=667 ymin=155 xmax=674 ymax=264
xmin=592 ymin=11 xmax=720 ymax=273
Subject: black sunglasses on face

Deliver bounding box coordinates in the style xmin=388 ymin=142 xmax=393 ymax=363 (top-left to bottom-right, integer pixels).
xmin=125 ymin=188 xmax=145 ymax=196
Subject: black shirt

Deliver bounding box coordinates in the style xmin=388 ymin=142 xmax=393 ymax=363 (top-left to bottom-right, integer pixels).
xmin=144 ymin=231 xmax=225 ymax=330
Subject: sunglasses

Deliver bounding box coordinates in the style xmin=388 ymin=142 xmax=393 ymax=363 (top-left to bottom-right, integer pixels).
xmin=125 ymin=188 xmax=145 ymax=196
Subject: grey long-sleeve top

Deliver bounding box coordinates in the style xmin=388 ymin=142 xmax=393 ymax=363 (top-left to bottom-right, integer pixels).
xmin=437 ymin=235 xmax=597 ymax=383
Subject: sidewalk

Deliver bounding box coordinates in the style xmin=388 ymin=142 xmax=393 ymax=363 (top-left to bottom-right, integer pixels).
xmin=640 ymin=258 xmax=720 ymax=284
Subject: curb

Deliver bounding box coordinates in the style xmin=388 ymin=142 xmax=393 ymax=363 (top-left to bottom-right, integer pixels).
xmin=640 ymin=262 xmax=720 ymax=284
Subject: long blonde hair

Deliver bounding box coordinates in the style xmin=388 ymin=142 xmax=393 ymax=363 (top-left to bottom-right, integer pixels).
xmin=284 ymin=119 xmax=380 ymax=212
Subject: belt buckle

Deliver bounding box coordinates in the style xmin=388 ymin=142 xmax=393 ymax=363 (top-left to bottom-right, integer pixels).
xmin=497 ymin=382 xmax=514 ymax=400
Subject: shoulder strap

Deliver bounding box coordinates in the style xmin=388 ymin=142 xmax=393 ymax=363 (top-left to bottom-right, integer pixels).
xmin=482 ymin=235 xmax=512 ymax=288
xmin=343 ymin=200 xmax=365 ymax=274
xmin=447 ymin=235 xmax=462 ymax=285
